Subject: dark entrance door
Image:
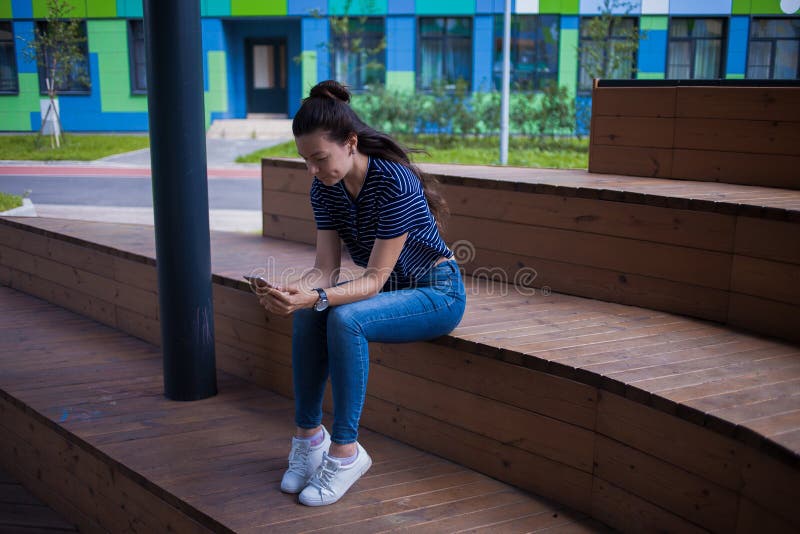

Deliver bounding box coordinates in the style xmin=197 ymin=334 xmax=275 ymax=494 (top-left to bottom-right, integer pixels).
xmin=245 ymin=38 xmax=287 ymax=115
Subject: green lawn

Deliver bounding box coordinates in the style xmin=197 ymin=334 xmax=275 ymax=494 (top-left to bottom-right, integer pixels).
xmin=0 ymin=192 xmax=23 ymax=212
xmin=0 ymin=134 xmax=150 ymax=161
xmin=237 ymin=135 xmax=589 ymax=169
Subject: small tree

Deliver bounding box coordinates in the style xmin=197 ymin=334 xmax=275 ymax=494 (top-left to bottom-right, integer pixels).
xmin=21 ymin=0 xmax=89 ymax=148
xmin=577 ymin=0 xmax=643 ymax=87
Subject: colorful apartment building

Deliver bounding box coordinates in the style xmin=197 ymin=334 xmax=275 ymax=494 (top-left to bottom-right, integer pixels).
xmin=0 ymin=0 xmax=798 ymax=132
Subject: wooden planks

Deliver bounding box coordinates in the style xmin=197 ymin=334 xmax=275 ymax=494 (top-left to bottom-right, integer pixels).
xmin=261 ymin=158 xmax=800 ymax=341
xmin=0 ymin=286 xmax=586 ymax=533
xmin=590 ymin=85 xmax=800 ymax=189
xmin=2 ymin=217 xmax=800 ymax=532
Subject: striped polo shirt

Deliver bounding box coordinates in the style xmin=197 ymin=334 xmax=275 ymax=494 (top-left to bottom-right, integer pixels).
xmin=309 ymin=156 xmax=453 ymax=289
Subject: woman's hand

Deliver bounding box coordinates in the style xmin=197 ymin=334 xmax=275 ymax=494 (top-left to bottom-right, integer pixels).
xmin=258 ymin=286 xmax=318 ymax=316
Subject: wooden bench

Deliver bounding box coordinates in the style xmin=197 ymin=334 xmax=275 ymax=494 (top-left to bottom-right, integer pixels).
xmin=588 ymin=79 xmax=800 ymax=190
xmin=2 ymin=207 xmax=799 ymax=532
xmin=263 ymin=156 xmax=800 ymax=343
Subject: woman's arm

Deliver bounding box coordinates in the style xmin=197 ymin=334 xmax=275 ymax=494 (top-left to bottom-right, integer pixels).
xmin=263 ymin=232 xmax=407 ymax=315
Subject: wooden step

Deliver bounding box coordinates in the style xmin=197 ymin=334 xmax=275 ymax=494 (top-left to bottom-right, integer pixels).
xmin=0 ymin=285 xmax=600 ymax=533
xmin=262 ymin=157 xmax=800 ymax=343
xmin=1 ymin=216 xmax=799 ymax=532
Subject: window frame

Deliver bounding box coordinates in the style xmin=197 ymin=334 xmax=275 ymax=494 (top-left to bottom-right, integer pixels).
xmin=577 ymin=15 xmax=638 ymax=95
xmin=492 ymin=14 xmax=560 ymax=93
xmin=127 ymin=19 xmax=147 ymax=95
xmin=35 ymin=19 xmax=91 ymax=96
xmin=416 ymin=16 xmax=473 ymax=92
xmin=666 ymin=16 xmax=727 ymax=80
xmin=329 ymin=16 xmax=386 ymax=93
xmin=746 ymin=17 xmax=800 ymax=80
xmin=0 ymin=21 xmax=20 ymax=95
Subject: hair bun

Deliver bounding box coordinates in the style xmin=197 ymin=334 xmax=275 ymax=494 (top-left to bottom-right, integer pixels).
xmin=309 ymin=80 xmax=351 ymax=104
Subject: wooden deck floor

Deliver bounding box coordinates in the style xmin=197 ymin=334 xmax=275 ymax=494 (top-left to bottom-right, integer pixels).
xmin=0 ymin=285 xmax=606 ymax=533
xmin=4 ymin=216 xmax=799 ymax=462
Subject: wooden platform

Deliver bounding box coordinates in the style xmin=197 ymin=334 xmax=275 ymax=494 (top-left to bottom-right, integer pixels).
xmin=1 ymin=215 xmax=799 ymax=532
xmin=262 ymin=158 xmax=800 ymax=343
xmin=0 ymin=285 xmax=601 ymax=533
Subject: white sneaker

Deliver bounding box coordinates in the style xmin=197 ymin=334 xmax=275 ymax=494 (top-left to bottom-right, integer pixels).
xmin=280 ymin=426 xmax=331 ymax=494
xmin=298 ymin=442 xmax=372 ymax=506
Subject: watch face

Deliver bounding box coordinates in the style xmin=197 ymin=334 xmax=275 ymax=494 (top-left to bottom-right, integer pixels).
xmin=313 ymin=288 xmax=329 ymax=311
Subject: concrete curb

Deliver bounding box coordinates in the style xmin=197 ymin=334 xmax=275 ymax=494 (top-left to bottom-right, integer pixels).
xmin=1 ymin=198 xmax=37 ymax=217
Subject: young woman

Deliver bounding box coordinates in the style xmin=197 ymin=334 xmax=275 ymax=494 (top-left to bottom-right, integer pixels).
xmin=258 ymin=80 xmax=466 ymax=507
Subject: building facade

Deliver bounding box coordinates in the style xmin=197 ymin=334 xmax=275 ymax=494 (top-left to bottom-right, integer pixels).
xmin=0 ymin=0 xmax=798 ymax=132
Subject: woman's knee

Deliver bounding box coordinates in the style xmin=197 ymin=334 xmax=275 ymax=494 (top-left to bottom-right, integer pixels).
xmin=326 ymin=305 xmax=363 ymax=336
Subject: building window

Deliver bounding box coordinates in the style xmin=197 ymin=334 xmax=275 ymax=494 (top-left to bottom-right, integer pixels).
xmin=0 ymin=22 xmax=19 ymax=94
xmin=418 ymin=17 xmax=472 ymax=90
xmin=36 ymin=20 xmax=90 ymax=95
xmin=493 ymin=15 xmax=559 ymax=92
xmin=747 ymin=18 xmax=800 ymax=79
xmin=128 ymin=20 xmax=147 ymax=93
xmin=578 ymin=16 xmax=637 ymax=94
xmin=667 ymin=18 xmax=725 ymax=79
xmin=331 ymin=17 xmax=385 ymax=92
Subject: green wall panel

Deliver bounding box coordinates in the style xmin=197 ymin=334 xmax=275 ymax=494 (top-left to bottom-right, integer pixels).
xmin=726 ymin=73 xmax=746 ymax=79
xmin=329 ymin=0 xmax=387 ymax=15
xmin=640 ymin=15 xmax=668 ymax=32
xmin=637 ymin=71 xmax=665 ymax=79
xmin=205 ymin=0 xmax=231 ymax=16
xmin=750 ymin=0 xmax=792 ymax=14
xmin=87 ymin=20 xmax=147 ymax=112
xmin=0 ymin=74 xmax=41 ymax=131
xmin=86 ymin=0 xmax=115 ymax=18
xmin=415 ymin=0 xmax=475 ymax=15
xmin=33 ymin=0 xmax=86 ymax=18
xmin=230 ymin=0 xmax=287 ymax=16
xmin=1 ymin=1 xmax=12 ymax=18
xmin=204 ymin=50 xmax=227 ymax=129
xmin=557 ymin=26 xmax=578 ymax=98
xmin=732 ymin=0 xmax=751 ymax=14
xmin=540 ymin=0 xmax=579 ymax=14
xmin=386 ymin=70 xmax=414 ymax=92
xmin=301 ymin=50 xmax=317 ymax=97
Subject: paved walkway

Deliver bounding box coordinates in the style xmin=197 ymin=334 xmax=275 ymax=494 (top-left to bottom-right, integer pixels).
xmin=1 ymin=124 xmax=294 ymax=234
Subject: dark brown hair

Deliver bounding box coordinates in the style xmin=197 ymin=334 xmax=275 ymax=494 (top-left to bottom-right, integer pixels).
xmin=293 ymin=80 xmax=449 ymax=232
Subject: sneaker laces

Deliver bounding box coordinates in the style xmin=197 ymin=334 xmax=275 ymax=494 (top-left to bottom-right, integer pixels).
xmin=287 ymin=441 xmax=312 ymax=475
xmin=309 ymin=457 xmax=339 ymax=493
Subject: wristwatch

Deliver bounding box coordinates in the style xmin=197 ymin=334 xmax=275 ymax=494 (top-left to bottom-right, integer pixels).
xmin=312 ymin=288 xmax=329 ymax=311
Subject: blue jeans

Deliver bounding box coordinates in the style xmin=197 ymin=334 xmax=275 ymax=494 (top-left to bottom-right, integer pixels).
xmin=291 ymin=259 xmax=466 ymax=444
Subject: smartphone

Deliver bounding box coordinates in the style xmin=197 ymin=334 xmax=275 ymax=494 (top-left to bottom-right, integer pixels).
xmin=243 ymin=274 xmax=277 ymax=293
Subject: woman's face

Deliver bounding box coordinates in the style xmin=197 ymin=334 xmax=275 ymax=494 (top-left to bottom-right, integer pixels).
xmin=295 ymin=130 xmax=355 ymax=186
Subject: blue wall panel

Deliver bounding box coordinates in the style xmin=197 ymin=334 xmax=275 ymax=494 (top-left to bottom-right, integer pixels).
xmin=386 ymin=15 xmax=415 ymax=71
xmin=476 ymin=0 xmax=503 ymax=13
xmin=11 ymin=0 xmax=32 ymax=18
xmin=224 ymin=19 xmax=303 ymax=118
xmin=56 ymin=54 xmax=149 ymax=131
xmin=14 ymin=21 xmax=37 ymax=73
xmin=727 ymin=16 xmax=749 ymax=76
xmin=387 ymin=0 xmax=414 ymax=14
xmin=202 ymin=19 xmax=226 ymax=93
xmin=301 ymin=16 xmax=330 ymax=85
xmin=638 ymin=28 xmax=667 ymax=74
xmin=669 ymin=0 xmax=732 ymax=15
xmin=289 ymin=0 xmax=327 ymax=15
xmin=473 ymin=15 xmax=494 ymax=91
xmin=116 ymin=0 xmax=143 ymax=18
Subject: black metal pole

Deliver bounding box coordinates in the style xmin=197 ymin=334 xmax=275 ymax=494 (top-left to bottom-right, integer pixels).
xmin=143 ymin=0 xmax=217 ymax=401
